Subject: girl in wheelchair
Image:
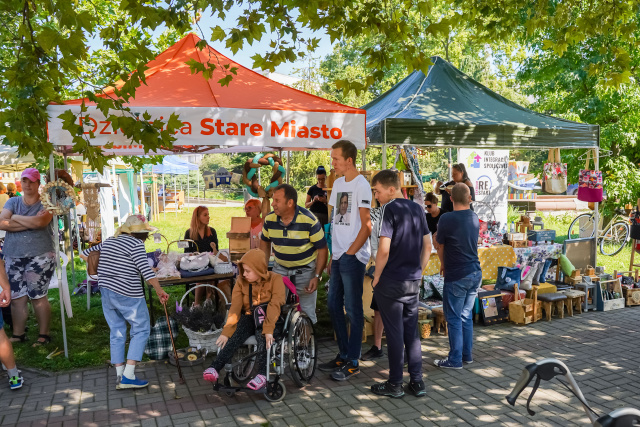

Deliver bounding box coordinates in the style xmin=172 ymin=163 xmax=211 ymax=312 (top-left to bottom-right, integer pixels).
xmin=203 ymin=249 xmax=286 ymax=391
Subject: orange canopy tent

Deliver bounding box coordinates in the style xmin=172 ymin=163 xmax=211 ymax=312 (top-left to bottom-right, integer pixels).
xmin=47 ymin=33 xmax=366 ymax=155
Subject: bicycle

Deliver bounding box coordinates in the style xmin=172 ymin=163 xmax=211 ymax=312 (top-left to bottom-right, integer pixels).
xmin=506 ymin=358 xmax=640 ymax=426
xmin=567 ymin=208 xmax=630 ymax=256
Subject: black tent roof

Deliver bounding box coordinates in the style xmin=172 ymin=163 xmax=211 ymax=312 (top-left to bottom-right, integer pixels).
xmin=363 ymin=56 xmax=598 ymax=149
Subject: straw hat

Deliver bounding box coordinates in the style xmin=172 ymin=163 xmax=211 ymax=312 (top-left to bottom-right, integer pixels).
xmin=115 ymin=214 xmax=158 ymax=237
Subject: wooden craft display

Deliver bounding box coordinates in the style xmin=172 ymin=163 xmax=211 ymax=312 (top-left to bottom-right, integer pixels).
xmin=596 ymin=278 xmax=625 ymax=311
xmin=509 ymin=284 xmax=541 ymax=325
xmin=613 ymin=269 xmax=640 ymax=307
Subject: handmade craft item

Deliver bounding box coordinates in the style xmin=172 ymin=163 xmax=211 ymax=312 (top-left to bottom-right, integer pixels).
xmin=41 ymin=179 xmax=79 ymax=215
xmin=242 ymin=153 xmax=285 ymax=217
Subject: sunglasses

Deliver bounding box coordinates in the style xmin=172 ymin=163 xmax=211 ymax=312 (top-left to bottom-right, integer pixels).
xmin=426 ymin=204 xmax=432 ymax=208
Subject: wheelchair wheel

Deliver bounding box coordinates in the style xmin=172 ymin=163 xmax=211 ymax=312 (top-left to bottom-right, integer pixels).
xmin=264 ymin=379 xmax=286 ymax=402
xmin=230 ymin=344 xmax=257 ymax=385
xmin=288 ymin=312 xmax=317 ymax=387
xmin=223 ymin=376 xmax=235 ymax=397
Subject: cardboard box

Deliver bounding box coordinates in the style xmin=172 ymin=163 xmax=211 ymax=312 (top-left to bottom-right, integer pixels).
xmin=507 ymin=233 xmax=525 ymax=241
xmin=230 ymin=217 xmax=251 ymax=233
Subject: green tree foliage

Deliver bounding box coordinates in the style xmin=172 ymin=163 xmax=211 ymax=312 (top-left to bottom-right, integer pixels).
xmin=516 ymin=37 xmax=640 ymax=210
xmin=3 ymin=0 xmax=639 ymax=172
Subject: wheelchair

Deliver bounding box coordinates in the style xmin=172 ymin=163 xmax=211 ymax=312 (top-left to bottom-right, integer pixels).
xmin=212 ymin=278 xmax=317 ymax=402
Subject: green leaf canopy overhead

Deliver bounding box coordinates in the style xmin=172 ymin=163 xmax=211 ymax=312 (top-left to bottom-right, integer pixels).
xmin=363 ymin=57 xmax=598 ymax=149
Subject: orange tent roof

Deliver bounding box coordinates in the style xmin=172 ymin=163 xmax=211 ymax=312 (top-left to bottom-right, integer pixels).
xmin=65 ymin=33 xmax=363 ymax=114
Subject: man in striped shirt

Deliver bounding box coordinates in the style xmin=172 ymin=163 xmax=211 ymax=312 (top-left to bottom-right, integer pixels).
xmin=260 ymin=184 xmax=328 ymax=324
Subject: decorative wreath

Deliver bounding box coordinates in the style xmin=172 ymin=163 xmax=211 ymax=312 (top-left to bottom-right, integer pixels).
xmin=41 ymin=179 xmax=79 ymax=215
xmin=242 ymin=153 xmax=285 ymax=198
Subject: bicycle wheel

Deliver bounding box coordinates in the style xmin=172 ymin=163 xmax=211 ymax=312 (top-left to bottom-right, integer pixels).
xmin=600 ymin=221 xmax=630 ymax=256
xmin=568 ymin=213 xmax=595 ymax=240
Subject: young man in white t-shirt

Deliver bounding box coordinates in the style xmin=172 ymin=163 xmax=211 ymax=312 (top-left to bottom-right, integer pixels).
xmin=319 ymin=140 xmax=372 ymax=381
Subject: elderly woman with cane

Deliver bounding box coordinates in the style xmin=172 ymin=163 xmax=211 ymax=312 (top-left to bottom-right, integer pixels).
xmin=81 ymin=215 xmax=169 ymax=390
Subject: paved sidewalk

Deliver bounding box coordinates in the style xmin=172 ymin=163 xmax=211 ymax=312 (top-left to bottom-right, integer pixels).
xmin=3 ymin=307 xmax=640 ymax=427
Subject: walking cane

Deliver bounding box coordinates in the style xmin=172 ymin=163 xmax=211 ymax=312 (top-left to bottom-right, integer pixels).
xmin=162 ymin=301 xmax=185 ymax=384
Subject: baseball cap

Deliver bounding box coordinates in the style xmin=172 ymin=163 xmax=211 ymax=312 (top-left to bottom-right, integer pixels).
xmin=21 ymin=168 xmax=41 ymax=183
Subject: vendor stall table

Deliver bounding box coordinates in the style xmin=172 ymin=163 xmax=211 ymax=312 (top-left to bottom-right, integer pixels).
xmin=148 ymin=273 xmax=235 ymax=323
xmin=513 ymin=243 xmax=563 ymax=265
xmin=424 ymin=245 xmax=517 ymax=281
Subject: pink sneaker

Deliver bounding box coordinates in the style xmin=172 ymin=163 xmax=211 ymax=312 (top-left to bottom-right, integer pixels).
xmin=203 ymin=367 xmax=218 ymax=383
xmin=247 ymin=374 xmax=267 ymax=391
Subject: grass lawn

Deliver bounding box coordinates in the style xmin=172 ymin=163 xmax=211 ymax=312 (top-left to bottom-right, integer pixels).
xmin=5 ymin=208 xmax=633 ymax=371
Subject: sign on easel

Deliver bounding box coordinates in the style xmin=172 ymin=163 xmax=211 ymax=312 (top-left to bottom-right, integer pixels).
xmin=459 ymin=149 xmax=509 ymax=226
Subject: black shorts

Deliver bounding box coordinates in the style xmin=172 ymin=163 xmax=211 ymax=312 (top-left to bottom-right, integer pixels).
xmin=370 ymin=293 xmax=379 ymax=311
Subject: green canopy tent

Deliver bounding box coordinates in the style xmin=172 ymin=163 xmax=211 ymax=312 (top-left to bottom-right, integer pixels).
xmin=363 ymin=55 xmax=601 ymax=262
xmin=363 ymin=56 xmax=599 ymax=152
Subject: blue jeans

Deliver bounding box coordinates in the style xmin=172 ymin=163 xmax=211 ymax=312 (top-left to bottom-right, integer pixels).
xmin=101 ymin=288 xmax=150 ymax=364
xmin=327 ymin=254 xmax=366 ymax=362
xmin=443 ymin=270 xmax=481 ymax=366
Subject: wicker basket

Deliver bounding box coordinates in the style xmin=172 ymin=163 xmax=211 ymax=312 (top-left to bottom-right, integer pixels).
xmin=178 ymin=284 xmax=228 ymax=353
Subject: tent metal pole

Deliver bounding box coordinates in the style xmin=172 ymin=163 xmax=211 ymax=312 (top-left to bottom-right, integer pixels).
xmin=62 ymin=154 xmax=76 ymax=311
xmin=361 ymin=149 xmax=366 ymax=171
xmin=382 ymin=120 xmax=387 ymax=169
xmin=286 ymin=151 xmax=291 ymax=184
xmin=594 ymin=127 xmax=601 ymax=267
xmin=50 ymin=153 xmax=69 ymax=358
xmin=139 ymin=171 xmax=145 ymax=219
xmin=113 ymin=165 xmax=121 ymax=227
xmin=448 ymin=149 xmax=453 ymax=181
xmin=174 ymin=175 xmax=177 ymax=218
xmin=162 ymin=174 xmax=166 ymax=220
xmin=187 ymin=171 xmax=190 ymax=215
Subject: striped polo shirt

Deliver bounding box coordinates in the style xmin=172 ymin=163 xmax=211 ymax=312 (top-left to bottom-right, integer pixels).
xmin=82 ymin=234 xmax=156 ymax=298
xmin=261 ymin=206 xmax=327 ymax=268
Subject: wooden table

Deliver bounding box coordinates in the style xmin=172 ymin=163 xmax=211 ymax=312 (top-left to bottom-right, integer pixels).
xmin=423 ymin=245 xmax=517 ymax=281
xmin=148 ymin=273 xmax=235 ymax=323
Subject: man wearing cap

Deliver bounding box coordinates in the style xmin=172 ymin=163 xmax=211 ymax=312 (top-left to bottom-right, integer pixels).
xmin=0 ymin=168 xmax=55 ymax=346
xmin=305 ymin=166 xmax=329 ymax=225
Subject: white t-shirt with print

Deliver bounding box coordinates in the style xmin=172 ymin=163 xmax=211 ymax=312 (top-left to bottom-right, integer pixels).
xmin=329 ymin=174 xmax=372 ymax=264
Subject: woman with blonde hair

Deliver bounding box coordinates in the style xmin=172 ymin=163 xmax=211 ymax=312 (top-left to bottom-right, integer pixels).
xmin=184 ymin=206 xmax=228 ymax=305
xmin=244 ymin=199 xmax=263 ymax=249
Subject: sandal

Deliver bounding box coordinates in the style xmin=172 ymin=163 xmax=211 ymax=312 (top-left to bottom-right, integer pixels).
xmin=247 ymin=374 xmax=267 ymax=391
xmin=203 ymin=367 xmax=218 ymax=383
xmin=32 ymin=334 xmax=51 ymax=347
xmin=9 ymin=334 xmax=27 ymax=343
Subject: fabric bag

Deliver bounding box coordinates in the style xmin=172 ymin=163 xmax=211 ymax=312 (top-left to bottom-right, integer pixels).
xmin=577 ymin=149 xmax=603 ymax=202
xmin=180 ymin=252 xmax=209 ymax=272
xmin=144 ymin=316 xmax=179 ymax=360
xmin=87 ymin=250 xmax=100 ymax=278
xmin=543 ymin=148 xmax=567 ymax=194
xmin=495 ymin=266 xmax=521 ymax=291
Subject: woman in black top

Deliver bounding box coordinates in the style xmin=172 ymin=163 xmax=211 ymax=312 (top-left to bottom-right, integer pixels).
xmin=305 ymin=166 xmax=328 ymax=225
xmin=184 ymin=206 xmax=228 ymax=305
xmin=424 ymin=192 xmax=446 ymax=236
xmin=436 ymin=163 xmax=475 ymax=212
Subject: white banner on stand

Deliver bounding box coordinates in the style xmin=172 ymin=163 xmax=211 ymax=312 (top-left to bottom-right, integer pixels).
xmin=459 ymin=148 xmax=509 ymax=226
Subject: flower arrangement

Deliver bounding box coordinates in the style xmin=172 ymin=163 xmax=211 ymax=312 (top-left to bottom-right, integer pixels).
xmin=173 ymin=300 xmax=225 ymax=333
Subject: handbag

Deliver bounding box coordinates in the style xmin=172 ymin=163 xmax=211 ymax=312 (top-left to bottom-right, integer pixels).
xmin=577 ymin=149 xmax=603 ymax=202
xmin=87 ymin=250 xmax=100 ymax=278
xmin=543 ymin=148 xmax=567 ymax=194
xmin=180 ymin=252 xmax=210 ymax=272
xmin=495 ymin=266 xmax=521 ymax=291
xmin=249 ymin=281 xmax=269 ymax=329
xmin=144 ymin=315 xmax=180 ymax=360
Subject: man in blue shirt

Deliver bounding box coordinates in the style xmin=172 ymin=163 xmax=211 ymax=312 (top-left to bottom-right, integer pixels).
xmin=370 ymin=170 xmax=432 ymax=398
xmin=435 ymin=183 xmax=481 ymax=369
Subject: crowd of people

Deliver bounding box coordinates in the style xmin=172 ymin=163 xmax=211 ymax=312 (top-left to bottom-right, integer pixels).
xmin=0 ymin=141 xmax=481 ymax=398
